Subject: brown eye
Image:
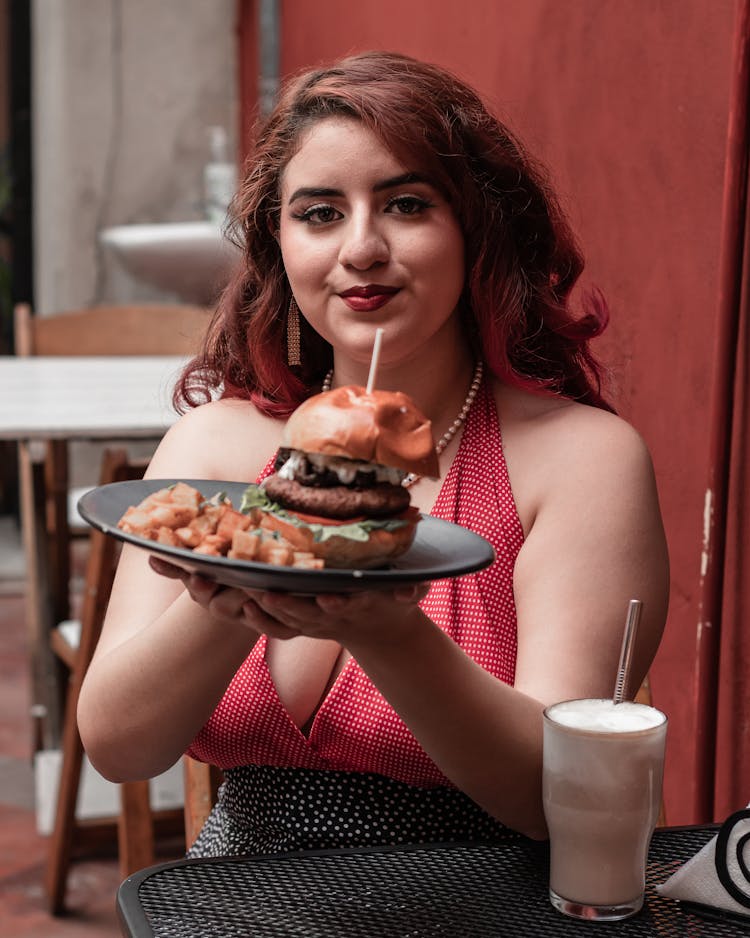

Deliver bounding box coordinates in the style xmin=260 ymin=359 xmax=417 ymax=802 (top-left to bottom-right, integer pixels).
xmin=386 ymin=196 xmax=431 ymax=215
xmin=296 ymin=204 xmax=342 ymax=225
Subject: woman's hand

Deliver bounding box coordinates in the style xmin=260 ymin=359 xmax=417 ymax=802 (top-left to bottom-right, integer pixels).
xmin=244 ymin=582 xmax=430 ymax=645
xmin=148 ymin=554 xmax=429 ymax=645
xmin=148 ymin=555 xmax=260 ymax=628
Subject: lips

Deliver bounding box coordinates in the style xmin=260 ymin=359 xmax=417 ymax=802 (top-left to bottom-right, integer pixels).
xmin=338 ymin=284 xmax=400 ymax=312
xmin=339 ymin=284 xmax=399 ymax=298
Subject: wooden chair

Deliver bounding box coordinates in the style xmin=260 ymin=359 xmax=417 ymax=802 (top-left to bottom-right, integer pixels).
xmin=13 ymin=302 xmax=211 ymax=913
xmin=14 ymin=301 xmax=212 ymax=357
xmin=14 ymin=301 xmax=212 ymax=632
xmin=15 ymin=301 xmax=211 ymax=736
xmin=45 ymin=447 xmax=185 ymax=914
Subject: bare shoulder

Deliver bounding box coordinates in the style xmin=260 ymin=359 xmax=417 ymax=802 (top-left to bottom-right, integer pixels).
xmin=147 ymin=397 xmax=285 ymax=482
xmin=496 ymin=379 xmax=647 ymax=452
xmin=493 ymin=381 xmax=659 ymax=531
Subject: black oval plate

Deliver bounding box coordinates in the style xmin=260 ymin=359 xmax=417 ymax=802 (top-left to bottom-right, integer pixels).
xmin=78 ymin=479 xmax=496 ymax=594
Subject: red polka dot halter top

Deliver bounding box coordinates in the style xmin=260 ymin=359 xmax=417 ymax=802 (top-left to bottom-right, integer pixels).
xmin=188 ymin=373 xmax=524 ymax=788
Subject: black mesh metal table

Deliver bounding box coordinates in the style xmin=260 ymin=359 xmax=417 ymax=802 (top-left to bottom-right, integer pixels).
xmin=117 ymin=826 xmax=749 ymax=936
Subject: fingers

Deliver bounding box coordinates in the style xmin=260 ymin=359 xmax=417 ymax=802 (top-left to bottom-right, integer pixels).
xmin=313 ymin=582 xmax=429 ymax=612
xmin=148 ymin=555 xmax=188 ymax=579
xmin=393 ymin=582 xmax=430 ymax=603
xmin=241 ymin=594 xmax=301 ymax=640
xmin=208 ymin=586 xmax=247 ymax=619
xmin=147 ymin=555 xmax=304 ymax=640
xmin=278 ymin=584 xmax=429 ymax=642
xmin=148 ymin=556 xmax=216 ymax=596
xmin=148 ymin=556 xmax=250 ymax=622
xmin=148 ymin=556 xmax=429 ymax=641
xmin=251 ymin=590 xmax=322 ymax=628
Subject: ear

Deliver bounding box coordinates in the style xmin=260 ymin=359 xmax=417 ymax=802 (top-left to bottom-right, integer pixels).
xmin=267 ymin=214 xmax=280 ymax=242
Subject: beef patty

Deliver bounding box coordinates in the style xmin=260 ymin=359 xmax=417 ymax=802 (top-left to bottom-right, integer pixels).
xmin=263 ymin=473 xmax=410 ymax=520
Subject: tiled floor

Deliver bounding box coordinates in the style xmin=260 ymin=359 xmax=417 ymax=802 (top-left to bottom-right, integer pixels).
xmin=0 ymin=519 xmax=173 ymax=936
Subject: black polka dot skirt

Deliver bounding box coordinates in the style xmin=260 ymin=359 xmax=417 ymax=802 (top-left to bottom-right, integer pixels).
xmin=186 ymin=765 xmax=512 ymax=858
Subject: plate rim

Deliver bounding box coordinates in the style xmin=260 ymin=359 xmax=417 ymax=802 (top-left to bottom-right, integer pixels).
xmin=78 ymin=478 xmax=495 ymax=588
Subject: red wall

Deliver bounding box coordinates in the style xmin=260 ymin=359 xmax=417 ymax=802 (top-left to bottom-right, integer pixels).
xmin=238 ymin=0 xmax=740 ymax=825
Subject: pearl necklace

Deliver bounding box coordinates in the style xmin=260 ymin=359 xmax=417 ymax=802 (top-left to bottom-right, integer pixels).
xmin=321 ymin=360 xmax=484 ymax=487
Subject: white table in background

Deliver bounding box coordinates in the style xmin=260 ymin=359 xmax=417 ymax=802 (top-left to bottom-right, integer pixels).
xmin=0 ymin=356 xmax=183 ymax=440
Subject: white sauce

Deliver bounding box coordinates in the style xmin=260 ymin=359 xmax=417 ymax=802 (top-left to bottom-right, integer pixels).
xmin=278 ymin=450 xmax=405 ymax=486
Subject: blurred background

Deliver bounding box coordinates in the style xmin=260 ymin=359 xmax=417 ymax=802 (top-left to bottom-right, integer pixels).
xmin=0 ymin=0 xmax=748 ymax=930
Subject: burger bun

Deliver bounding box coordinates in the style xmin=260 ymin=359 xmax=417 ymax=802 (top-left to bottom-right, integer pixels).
xmin=258 ymin=509 xmax=419 ymax=569
xmin=282 ymin=385 xmax=440 ymax=478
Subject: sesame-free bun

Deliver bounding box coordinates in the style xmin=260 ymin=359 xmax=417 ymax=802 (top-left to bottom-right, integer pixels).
xmin=282 ymin=385 xmax=440 ymax=478
xmin=259 ymin=508 xmax=419 ymax=569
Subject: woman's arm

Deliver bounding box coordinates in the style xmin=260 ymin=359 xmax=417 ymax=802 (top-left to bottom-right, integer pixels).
xmin=77 ymin=549 xmax=259 ymax=780
xmin=77 ymin=399 xmax=282 ymax=781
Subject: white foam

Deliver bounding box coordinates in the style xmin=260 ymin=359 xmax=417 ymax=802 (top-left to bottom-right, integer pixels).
xmin=546 ymin=698 xmax=665 ymax=733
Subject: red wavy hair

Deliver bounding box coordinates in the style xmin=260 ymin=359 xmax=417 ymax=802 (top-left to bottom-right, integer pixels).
xmin=175 ymin=50 xmax=612 ymax=417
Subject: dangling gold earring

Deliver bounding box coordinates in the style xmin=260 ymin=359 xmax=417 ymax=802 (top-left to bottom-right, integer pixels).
xmin=287 ymin=297 xmax=301 ymax=366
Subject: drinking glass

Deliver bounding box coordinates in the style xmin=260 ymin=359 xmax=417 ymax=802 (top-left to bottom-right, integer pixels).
xmin=542 ymin=698 xmax=667 ymax=921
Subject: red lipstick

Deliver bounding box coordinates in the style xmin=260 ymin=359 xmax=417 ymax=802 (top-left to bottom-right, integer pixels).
xmin=338 ymin=284 xmax=399 ymax=312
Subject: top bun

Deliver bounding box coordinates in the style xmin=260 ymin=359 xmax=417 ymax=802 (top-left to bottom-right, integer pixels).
xmin=282 ymin=385 xmax=440 ymax=478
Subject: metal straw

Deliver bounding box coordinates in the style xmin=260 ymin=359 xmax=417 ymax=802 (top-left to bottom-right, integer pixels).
xmin=366 ymin=328 xmax=385 ymax=393
xmin=613 ymin=599 xmax=643 ymax=704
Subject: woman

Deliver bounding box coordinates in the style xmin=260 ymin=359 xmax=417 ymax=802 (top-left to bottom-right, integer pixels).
xmin=78 ymin=51 xmax=669 ymax=851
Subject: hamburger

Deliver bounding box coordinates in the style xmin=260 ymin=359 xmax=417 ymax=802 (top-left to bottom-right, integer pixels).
xmin=243 ymin=385 xmax=439 ymax=569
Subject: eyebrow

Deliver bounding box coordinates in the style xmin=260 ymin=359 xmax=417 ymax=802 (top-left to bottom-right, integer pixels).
xmin=287 ymin=172 xmax=433 ymax=204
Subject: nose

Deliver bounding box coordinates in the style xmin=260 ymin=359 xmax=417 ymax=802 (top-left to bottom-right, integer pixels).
xmin=337 ymin=213 xmax=389 ymax=270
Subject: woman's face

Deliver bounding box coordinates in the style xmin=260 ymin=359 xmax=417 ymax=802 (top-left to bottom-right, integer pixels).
xmin=278 ymin=117 xmax=465 ymax=369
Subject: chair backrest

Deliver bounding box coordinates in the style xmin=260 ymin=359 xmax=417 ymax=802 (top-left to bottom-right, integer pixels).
xmin=13 ymin=302 xmax=212 ymax=357
xmin=14 ymin=300 xmax=212 ymax=630
xmin=73 ymin=448 xmax=150 ymax=665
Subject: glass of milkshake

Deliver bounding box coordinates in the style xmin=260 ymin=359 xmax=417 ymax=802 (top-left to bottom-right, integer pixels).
xmin=542 ymin=698 xmax=667 ymax=921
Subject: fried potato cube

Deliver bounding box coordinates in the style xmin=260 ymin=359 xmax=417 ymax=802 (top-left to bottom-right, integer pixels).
xmin=174 ymin=526 xmax=202 ymax=548
xmin=118 ymin=507 xmax=158 ymax=537
xmin=227 ymin=529 xmax=261 ymax=561
xmin=201 ymin=503 xmax=227 ymax=532
xmin=148 ymin=503 xmax=199 ymax=529
xmin=168 ymin=482 xmax=203 ymax=507
xmin=193 ymin=533 xmax=229 ymax=556
xmin=136 ymin=488 xmax=173 ymax=512
xmin=118 ymin=485 xmax=247 ymax=560
xmin=192 ymin=544 xmax=221 ymax=556
xmin=266 ymin=547 xmax=294 ymax=566
xmin=155 ymin=526 xmax=180 ymax=546
xmin=258 ymin=539 xmax=293 ymax=565
xmin=292 ymin=552 xmax=325 ymax=570
xmin=183 ymin=512 xmax=216 ymax=539
xmin=216 ymin=508 xmax=253 ymax=541
xmin=130 ymin=484 xmax=202 ymax=525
